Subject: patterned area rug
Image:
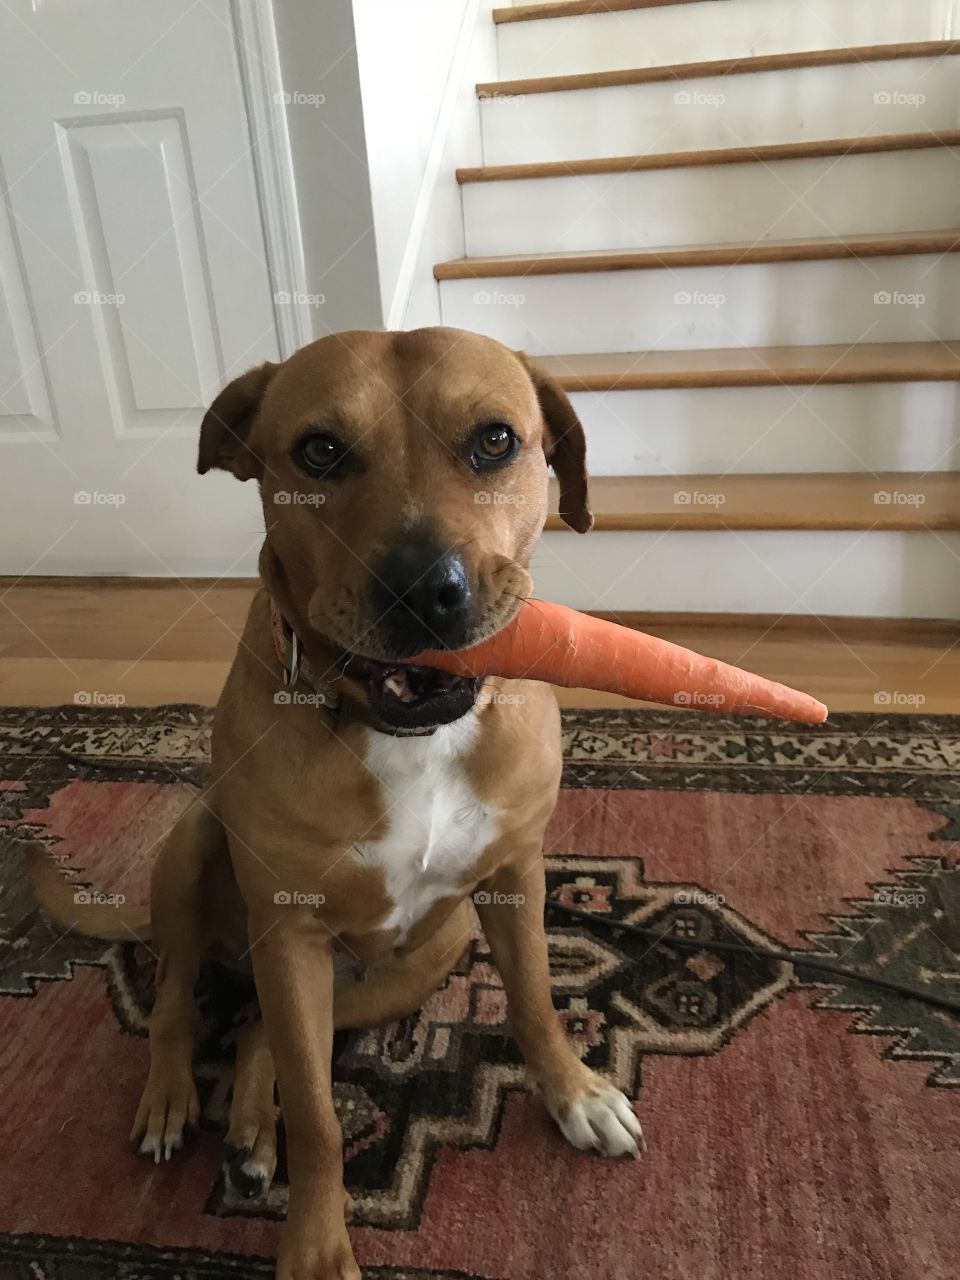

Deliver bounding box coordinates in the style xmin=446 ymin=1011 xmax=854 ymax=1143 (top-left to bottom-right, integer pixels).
xmin=0 ymin=705 xmax=958 ymax=1280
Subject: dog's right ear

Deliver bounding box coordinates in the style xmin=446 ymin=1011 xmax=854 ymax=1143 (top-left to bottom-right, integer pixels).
xmin=197 ymin=362 xmax=278 ymax=479
xmin=517 ymin=353 xmax=593 ymax=533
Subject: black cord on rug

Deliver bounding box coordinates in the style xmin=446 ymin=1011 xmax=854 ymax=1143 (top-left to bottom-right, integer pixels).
xmin=546 ymin=897 xmax=960 ymax=1017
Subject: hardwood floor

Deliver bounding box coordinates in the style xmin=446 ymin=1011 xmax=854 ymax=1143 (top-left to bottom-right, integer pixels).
xmin=1 ymin=579 xmax=956 ymax=714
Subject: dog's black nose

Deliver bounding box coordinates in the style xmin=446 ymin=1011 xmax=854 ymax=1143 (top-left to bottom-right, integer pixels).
xmin=371 ymin=537 xmax=472 ymax=653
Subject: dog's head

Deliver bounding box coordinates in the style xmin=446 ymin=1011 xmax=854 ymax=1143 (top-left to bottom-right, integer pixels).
xmin=198 ymin=327 xmax=590 ymax=729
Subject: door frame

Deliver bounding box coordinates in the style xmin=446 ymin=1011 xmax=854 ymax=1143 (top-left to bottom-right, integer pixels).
xmin=232 ymin=0 xmax=312 ymax=359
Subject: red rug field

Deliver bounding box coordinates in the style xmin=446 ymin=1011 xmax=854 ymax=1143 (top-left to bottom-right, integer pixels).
xmin=0 ymin=705 xmax=957 ymax=1279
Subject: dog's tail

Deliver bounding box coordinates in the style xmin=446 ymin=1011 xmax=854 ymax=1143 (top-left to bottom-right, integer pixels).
xmin=28 ymin=843 xmax=152 ymax=942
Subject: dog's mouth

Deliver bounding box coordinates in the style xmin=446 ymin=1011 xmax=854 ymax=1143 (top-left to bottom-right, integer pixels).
xmin=335 ymin=652 xmax=482 ymax=732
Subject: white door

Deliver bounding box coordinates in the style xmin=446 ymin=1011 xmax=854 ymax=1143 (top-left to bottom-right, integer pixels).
xmin=0 ymin=0 xmax=295 ymax=576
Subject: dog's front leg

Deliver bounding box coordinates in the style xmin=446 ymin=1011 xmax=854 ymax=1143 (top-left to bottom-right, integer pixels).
xmin=131 ymin=804 xmax=215 ymax=1161
xmin=476 ymin=853 xmax=644 ymax=1159
xmin=249 ymin=913 xmax=359 ymax=1280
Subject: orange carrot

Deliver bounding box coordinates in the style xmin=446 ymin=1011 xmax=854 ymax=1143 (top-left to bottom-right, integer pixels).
xmin=416 ymin=599 xmax=827 ymax=723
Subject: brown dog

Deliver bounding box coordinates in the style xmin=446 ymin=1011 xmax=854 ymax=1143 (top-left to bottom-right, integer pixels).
xmin=39 ymin=327 xmax=643 ymax=1280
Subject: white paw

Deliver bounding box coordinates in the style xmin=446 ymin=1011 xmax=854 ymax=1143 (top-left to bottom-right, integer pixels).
xmin=130 ymin=1074 xmax=200 ymax=1164
xmin=138 ymin=1129 xmax=184 ymax=1164
xmin=224 ymin=1144 xmax=276 ymax=1200
xmin=555 ymin=1081 xmax=645 ymax=1158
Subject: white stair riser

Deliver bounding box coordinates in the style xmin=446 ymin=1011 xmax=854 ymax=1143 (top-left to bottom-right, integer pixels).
xmin=573 ymin=382 xmax=960 ymax=476
xmin=463 ymin=148 xmax=960 ymax=257
xmin=531 ymin=530 xmax=960 ymax=617
xmin=480 ymin=58 xmax=960 ymax=164
xmin=498 ymin=0 xmax=958 ymax=80
xmin=440 ymin=254 xmax=960 ymax=353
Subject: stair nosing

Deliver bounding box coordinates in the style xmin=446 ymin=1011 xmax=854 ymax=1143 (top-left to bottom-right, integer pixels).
xmin=477 ymin=40 xmax=960 ymax=98
xmin=494 ymin=0 xmax=710 ymax=24
xmin=545 ymin=473 xmax=960 ymax=532
xmin=457 ymin=131 xmax=960 ymax=184
xmin=534 ymin=342 xmax=960 ymax=391
xmin=434 ymin=230 xmax=960 ymax=280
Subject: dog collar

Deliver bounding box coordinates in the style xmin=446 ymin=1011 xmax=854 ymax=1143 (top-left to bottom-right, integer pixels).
xmin=270 ymin=602 xmax=342 ymax=714
xmin=269 ymin=601 xmax=438 ymax=738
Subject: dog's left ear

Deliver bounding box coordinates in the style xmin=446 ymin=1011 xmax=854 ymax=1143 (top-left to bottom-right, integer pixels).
xmin=197 ymin=361 xmax=278 ymax=480
xmin=519 ymin=354 xmax=593 ymax=533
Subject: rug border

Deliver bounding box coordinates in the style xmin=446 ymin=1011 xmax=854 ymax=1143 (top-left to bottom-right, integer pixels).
xmin=0 ymin=1231 xmax=478 ymax=1279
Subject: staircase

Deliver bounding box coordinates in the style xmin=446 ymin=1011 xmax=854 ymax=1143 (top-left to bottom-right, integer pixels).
xmin=432 ymin=0 xmax=960 ymax=620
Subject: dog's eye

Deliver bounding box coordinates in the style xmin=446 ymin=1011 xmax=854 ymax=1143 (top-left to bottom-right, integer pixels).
xmin=294 ymin=432 xmax=343 ymax=477
xmin=470 ymin=423 xmax=518 ymax=470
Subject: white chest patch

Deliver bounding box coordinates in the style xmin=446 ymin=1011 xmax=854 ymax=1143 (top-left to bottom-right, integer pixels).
xmin=355 ymin=717 xmax=498 ymax=943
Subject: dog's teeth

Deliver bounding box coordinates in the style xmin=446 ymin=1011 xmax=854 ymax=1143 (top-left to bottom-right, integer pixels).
xmin=383 ymin=671 xmax=419 ymax=702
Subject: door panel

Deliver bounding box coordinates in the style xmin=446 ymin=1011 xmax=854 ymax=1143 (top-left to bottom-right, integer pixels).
xmin=60 ymin=112 xmax=224 ymax=430
xmin=0 ymin=175 xmax=54 ymax=436
xmin=0 ymin=0 xmax=282 ymax=575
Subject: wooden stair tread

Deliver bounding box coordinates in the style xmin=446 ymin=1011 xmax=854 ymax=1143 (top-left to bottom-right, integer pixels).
xmin=435 ymin=229 xmax=960 ymax=280
xmin=494 ymin=0 xmax=708 ymax=24
xmin=533 ymin=342 xmax=960 ymax=390
xmin=545 ymin=473 xmax=960 ymax=531
xmin=457 ymin=131 xmax=960 ymax=183
xmin=478 ymin=40 xmax=960 ymax=97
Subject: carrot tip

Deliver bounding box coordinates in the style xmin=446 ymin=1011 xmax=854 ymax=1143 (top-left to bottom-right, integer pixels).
xmin=772 ymin=702 xmax=829 ymax=725
xmin=753 ymin=699 xmax=830 ymax=724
